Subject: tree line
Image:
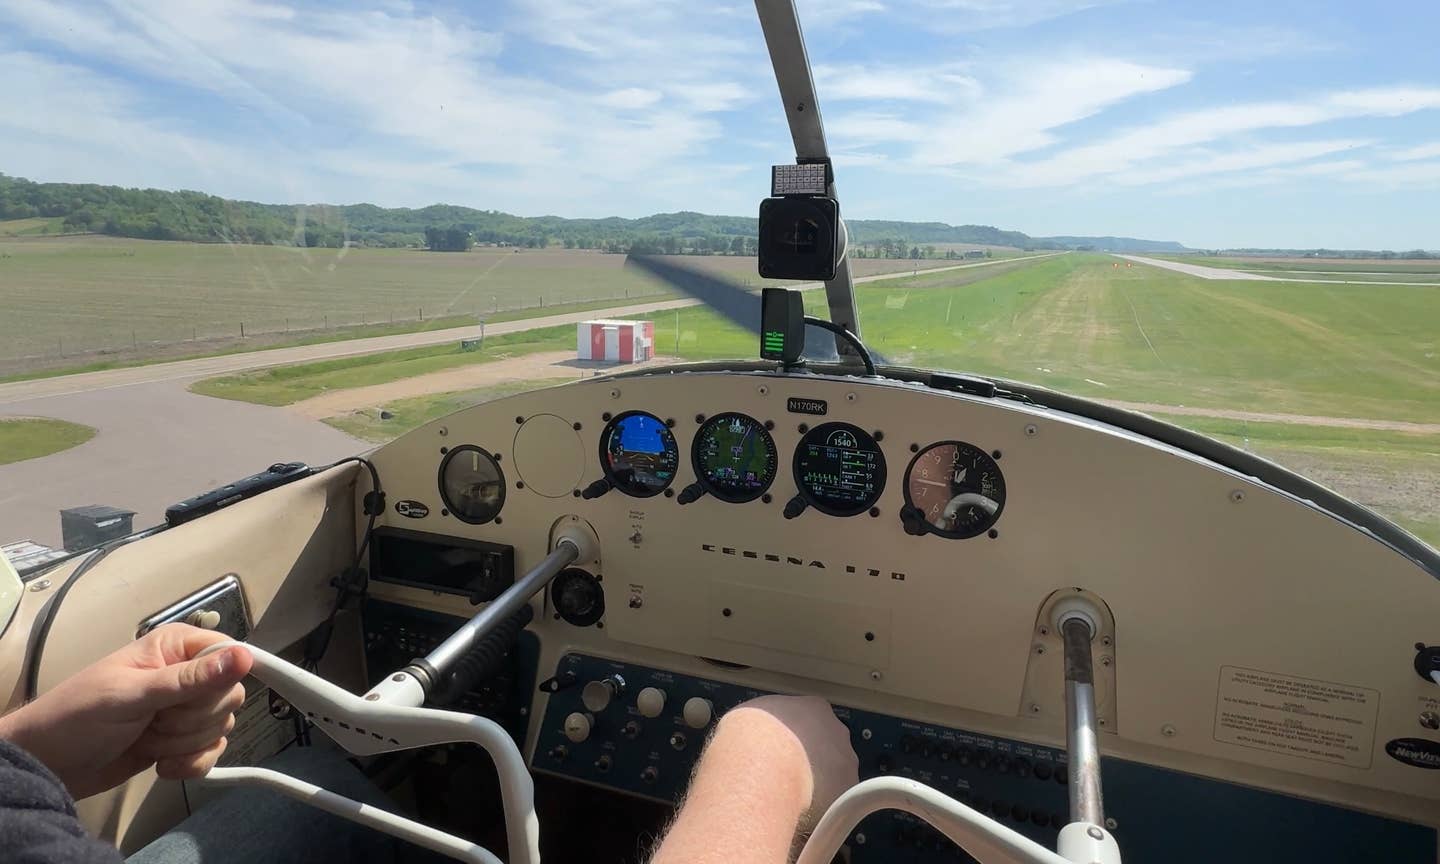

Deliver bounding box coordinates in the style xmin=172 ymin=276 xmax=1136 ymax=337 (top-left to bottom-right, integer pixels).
xmin=7 ymin=172 xmax=1324 ymax=256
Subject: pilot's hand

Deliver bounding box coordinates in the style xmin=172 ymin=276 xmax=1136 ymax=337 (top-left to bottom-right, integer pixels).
xmin=0 ymin=623 xmax=252 ymax=799
xmin=720 ymin=694 xmax=860 ymax=830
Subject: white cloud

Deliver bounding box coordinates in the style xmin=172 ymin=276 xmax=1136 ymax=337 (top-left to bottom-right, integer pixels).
xmin=814 ymin=63 xmax=981 ymax=103
xmin=1338 ymin=160 xmax=1440 ymax=188
xmin=1388 ymin=141 xmax=1440 ymax=161
xmin=1011 ymin=86 xmax=1440 ymax=187
xmin=0 ymin=50 xmax=301 ymax=200
xmin=909 ymin=58 xmax=1192 ymax=165
xmin=1112 ymin=139 xmax=1371 ymax=186
xmin=598 ymin=88 xmax=663 ymax=110
xmin=829 ymin=112 xmax=930 ymax=144
xmin=800 ymin=0 xmax=886 ymax=20
xmin=0 ymin=0 xmax=773 ymax=214
xmin=913 ymin=0 xmax=1122 ymax=31
xmin=674 ymin=82 xmax=751 ymax=112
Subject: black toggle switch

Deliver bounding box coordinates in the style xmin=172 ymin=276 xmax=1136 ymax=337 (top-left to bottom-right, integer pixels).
xmin=1415 ymin=643 xmax=1440 ymax=684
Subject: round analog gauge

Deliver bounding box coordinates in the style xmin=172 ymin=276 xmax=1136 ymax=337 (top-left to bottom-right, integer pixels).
xmin=792 ymin=422 xmax=886 ymax=517
xmin=902 ymin=441 xmax=1005 ymax=538
xmin=692 ymin=413 xmax=778 ymax=503
xmin=599 ymin=411 xmax=680 ymax=497
xmin=438 ymin=445 xmax=506 ymax=524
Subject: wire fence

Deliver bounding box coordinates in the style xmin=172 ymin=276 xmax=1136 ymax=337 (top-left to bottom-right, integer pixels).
xmin=1 ymin=289 xmax=671 ymax=376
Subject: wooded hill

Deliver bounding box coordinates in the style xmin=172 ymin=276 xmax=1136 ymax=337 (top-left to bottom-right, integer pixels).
xmin=0 ymin=173 xmax=1188 ymax=254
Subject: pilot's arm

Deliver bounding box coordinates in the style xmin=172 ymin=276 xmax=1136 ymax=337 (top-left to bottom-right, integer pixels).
xmin=649 ymin=695 xmax=860 ymax=864
xmin=0 ymin=625 xmax=251 ymax=863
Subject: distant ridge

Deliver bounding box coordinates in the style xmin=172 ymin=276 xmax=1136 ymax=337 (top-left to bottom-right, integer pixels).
xmin=0 ymin=172 xmax=1185 ymax=253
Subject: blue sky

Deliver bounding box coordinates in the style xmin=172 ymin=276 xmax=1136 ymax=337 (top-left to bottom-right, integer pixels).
xmin=2 ymin=0 xmax=1438 ymax=249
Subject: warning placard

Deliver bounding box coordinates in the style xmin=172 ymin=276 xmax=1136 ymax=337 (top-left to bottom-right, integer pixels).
xmin=217 ymin=677 xmax=292 ymax=768
xmin=1214 ymin=666 xmax=1378 ymax=768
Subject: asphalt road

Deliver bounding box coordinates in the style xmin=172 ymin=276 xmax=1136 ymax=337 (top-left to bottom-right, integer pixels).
xmin=1 ymin=255 xmax=1055 ymax=548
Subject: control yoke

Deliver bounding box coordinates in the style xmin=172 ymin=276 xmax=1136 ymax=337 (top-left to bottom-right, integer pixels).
xmin=200 ymin=558 xmax=1123 ymax=863
xmin=196 ymin=530 xmax=590 ymax=864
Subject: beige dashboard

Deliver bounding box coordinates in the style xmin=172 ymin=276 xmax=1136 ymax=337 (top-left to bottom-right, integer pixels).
xmin=361 ymin=366 xmax=1440 ymax=826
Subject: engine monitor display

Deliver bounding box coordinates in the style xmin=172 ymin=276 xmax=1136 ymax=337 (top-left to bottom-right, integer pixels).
xmin=693 ymin=413 xmax=777 ymax=503
xmin=599 ymin=411 xmax=679 ymax=497
xmin=793 ymin=422 xmax=886 ymax=517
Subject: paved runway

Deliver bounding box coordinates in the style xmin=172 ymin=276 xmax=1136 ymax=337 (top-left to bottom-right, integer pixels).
xmin=0 ymin=383 xmax=362 ymax=548
xmin=1116 ymin=254 xmax=1440 ymax=286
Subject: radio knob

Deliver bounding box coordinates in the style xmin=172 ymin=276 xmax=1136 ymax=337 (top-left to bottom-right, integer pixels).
xmin=637 ymin=687 xmax=667 ymax=718
xmin=563 ymin=712 xmax=592 ymax=743
xmin=682 ymin=697 xmax=713 ymax=729
xmin=582 ymin=675 xmax=625 ymax=713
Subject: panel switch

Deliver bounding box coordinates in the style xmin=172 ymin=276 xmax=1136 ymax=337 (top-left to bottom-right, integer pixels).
xmin=683 ymin=697 xmax=713 ymax=729
xmin=637 ymin=687 xmax=667 ymax=718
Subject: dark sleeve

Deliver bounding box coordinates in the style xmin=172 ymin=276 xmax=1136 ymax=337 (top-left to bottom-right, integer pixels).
xmin=0 ymin=738 xmax=124 ymax=864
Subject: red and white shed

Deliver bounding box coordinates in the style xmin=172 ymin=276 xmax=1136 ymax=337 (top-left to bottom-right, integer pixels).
xmin=576 ymin=319 xmax=654 ymax=363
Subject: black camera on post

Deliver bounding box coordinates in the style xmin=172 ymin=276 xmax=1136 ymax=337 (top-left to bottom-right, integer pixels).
xmin=757 ymin=161 xmax=845 ymax=281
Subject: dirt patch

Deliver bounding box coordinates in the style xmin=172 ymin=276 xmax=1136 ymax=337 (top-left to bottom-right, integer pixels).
xmin=288 ymin=351 xmax=671 ymax=419
xmin=1250 ymin=447 xmax=1440 ymax=529
xmin=1103 ymin=400 xmax=1440 ymax=434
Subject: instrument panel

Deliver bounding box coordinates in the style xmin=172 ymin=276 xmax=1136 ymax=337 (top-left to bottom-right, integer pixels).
xmin=361 ymin=365 xmax=1440 ymax=849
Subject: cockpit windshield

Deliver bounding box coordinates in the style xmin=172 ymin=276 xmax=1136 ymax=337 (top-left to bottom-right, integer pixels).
xmin=0 ymin=1 xmax=1436 ymax=558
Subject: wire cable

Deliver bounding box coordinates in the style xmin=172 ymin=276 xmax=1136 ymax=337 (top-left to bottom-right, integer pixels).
xmin=803 ymin=316 xmax=877 ymax=376
xmin=301 ymin=456 xmax=383 ymax=672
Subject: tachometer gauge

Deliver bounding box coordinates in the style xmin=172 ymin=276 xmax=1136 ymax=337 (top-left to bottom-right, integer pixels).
xmin=693 ymin=413 xmax=777 ymax=503
xmin=793 ymin=422 xmax=886 ymax=517
xmin=599 ymin=411 xmax=679 ymax=497
xmin=901 ymin=441 xmax=1005 ymax=538
xmin=438 ymin=445 xmax=506 ymax=524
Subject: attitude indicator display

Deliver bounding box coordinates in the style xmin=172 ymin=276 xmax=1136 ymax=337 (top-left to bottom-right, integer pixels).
xmin=599 ymin=411 xmax=679 ymax=498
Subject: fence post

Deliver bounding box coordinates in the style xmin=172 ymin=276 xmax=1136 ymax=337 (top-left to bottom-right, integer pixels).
xmin=241 ymin=322 xmax=245 ymax=338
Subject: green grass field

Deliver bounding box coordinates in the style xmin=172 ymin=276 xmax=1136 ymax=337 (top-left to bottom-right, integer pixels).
xmin=640 ymin=253 xmax=1440 ymax=422
xmin=0 ymin=418 xmax=97 ymax=465
xmin=325 ymin=379 xmax=561 ymax=442
xmin=189 ymin=325 xmax=576 ymax=406
xmin=0 ymin=235 xmax=955 ymax=372
xmin=0 ymin=217 xmax=68 ymax=237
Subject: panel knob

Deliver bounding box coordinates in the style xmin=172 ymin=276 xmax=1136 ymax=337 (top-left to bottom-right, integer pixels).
xmin=185 ymin=609 xmax=221 ymax=630
xmin=636 ymin=687 xmax=667 ymax=718
xmin=582 ymin=676 xmax=624 ymax=712
xmin=682 ymin=697 xmax=713 ymax=729
xmin=563 ymin=712 xmax=592 ymax=743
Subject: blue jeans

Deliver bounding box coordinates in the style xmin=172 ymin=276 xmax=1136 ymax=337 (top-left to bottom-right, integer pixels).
xmin=128 ymin=746 xmax=405 ymax=864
